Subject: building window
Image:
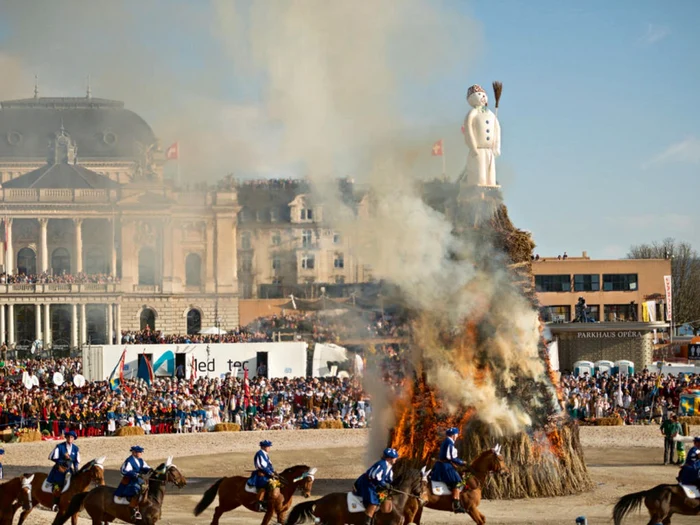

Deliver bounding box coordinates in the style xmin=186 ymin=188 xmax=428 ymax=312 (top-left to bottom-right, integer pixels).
xmin=87 ymin=306 xmax=107 ymax=344
xmin=334 ymin=253 xmax=345 ymax=269
xmin=17 ymin=247 xmax=36 ymax=276
xmin=604 ymin=303 xmax=638 ymax=322
xmin=85 ymin=248 xmax=106 ymax=275
xmin=52 ymin=247 xmax=71 ymax=276
xmin=333 ymin=232 xmax=342 ymax=244
xmin=256 ymin=210 xmax=264 ymax=222
xmin=271 ymin=231 xmax=281 ymax=246
xmin=302 ymin=230 xmax=313 ymax=247
xmin=270 ymin=209 xmax=279 ymax=222
xmin=138 ymin=247 xmax=156 ymax=285
xmin=241 ymin=283 xmax=253 ymax=299
xmin=587 ymin=304 xmax=600 ymax=321
xmin=534 ymin=274 xmax=571 ymax=292
xmin=240 ymin=254 xmax=253 ymax=273
xmin=301 ymin=208 xmax=313 ymax=221
xmin=602 ymin=274 xmax=638 ymax=291
xmin=539 ymin=305 xmax=571 ymax=323
xmin=272 ymin=255 xmax=282 ymax=271
xmin=241 ymin=231 xmax=252 ymax=250
xmin=238 ymin=209 xmax=250 ymax=223
xmin=573 ymin=274 xmax=600 ymax=292
xmin=301 ymin=253 xmax=315 ymax=269
xmin=186 ymin=309 xmax=201 ymax=335
xmin=272 ymin=276 xmax=283 ymax=285
xmin=140 ymin=308 xmax=156 ymax=331
xmin=335 ymin=275 xmax=346 ymax=284
xmin=185 ymin=253 xmax=202 ymax=286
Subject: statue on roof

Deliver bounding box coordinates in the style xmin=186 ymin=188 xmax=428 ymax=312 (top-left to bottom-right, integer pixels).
xmin=460 ymin=83 xmax=502 ymax=187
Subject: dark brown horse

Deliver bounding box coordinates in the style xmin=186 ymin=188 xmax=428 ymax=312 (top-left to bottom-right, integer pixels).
xmin=402 ymin=446 xmax=509 ymax=525
xmin=285 ymin=467 xmax=429 ymax=525
xmin=613 ymin=484 xmax=700 ymax=524
xmin=52 ymin=457 xmax=186 ymax=525
xmin=1 ymin=474 xmax=35 ymax=525
xmin=18 ymin=456 xmax=105 ymax=525
xmin=194 ymin=464 xmax=316 ymax=525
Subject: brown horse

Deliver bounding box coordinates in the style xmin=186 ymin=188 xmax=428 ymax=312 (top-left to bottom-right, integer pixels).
xmin=402 ymin=446 xmax=509 ymax=525
xmin=52 ymin=457 xmax=186 ymax=525
xmin=194 ymin=464 xmax=316 ymax=525
xmin=18 ymin=456 xmax=106 ymax=525
xmin=1 ymin=474 xmax=35 ymax=525
xmin=613 ymin=484 xmax=700 ymax=524
xmin=285 ymin=467 xmax=429 ymax=525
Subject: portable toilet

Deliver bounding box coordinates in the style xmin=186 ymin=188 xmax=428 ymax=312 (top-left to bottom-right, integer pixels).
xmin=573 ymin=361 xmax=594 ymax=378
xmin=614 ymin=360 xmax=635 ymax=376
xmin=595 ymin=360 xmax=615 ymax=376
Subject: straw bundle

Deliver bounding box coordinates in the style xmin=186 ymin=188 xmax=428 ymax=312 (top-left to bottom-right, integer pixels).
xmin=318 ymin=420 xmax=344 ymax=430
xmin=594 ymin=417 xmax=624 ymax=427
xmin=0 ymin=429 xmax=13 ymax=443
xmin=213 ymin=423 xmax=241 ymax=432
xmin=18 ymin=430 xmax=42 ymax=443
xmin=679 ymin=416 xmax=700 ymax=426
xmin=115 ymin=426 xmax=145 ymax=437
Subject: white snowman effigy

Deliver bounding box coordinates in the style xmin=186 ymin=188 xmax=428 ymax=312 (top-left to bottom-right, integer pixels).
xmin=462 ymin=83 xmax=502 ymax=187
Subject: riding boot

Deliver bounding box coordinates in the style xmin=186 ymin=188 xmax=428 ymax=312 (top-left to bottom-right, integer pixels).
xmin=51 ymin=488 xmax=61 ymax=512
xmin=129 ymin=496 xmax=142 ymax=520
xmin=256 ymin=489 xmax=267 ymax=512
xmin=452 ymin=499 xmax=466 ymax=514
xmin=363 ymin=514 xmax=374 ymax=525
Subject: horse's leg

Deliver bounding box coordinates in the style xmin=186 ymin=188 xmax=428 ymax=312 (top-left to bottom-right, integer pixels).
xmin=16 ymin=506 xmax=33 ymax=525
xmin=466 ymin=505 xmax=485 ymax=525
xmin=211 ymin=502 xmax=239 ymax=525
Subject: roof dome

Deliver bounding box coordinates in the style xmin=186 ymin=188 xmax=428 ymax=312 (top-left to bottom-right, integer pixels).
xmin=0 ymin=97 xmax=157 ymax=161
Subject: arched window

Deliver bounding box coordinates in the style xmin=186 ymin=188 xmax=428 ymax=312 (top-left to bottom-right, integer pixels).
xmin=86 ymin=306 xmax=106 ymax=344
xmin=186 ymin=309 xmax=201 ymax=335
xmin=185 ymin=253 xmax=202 ymax=286
xmin=85 ymin=248 xmax=106 ymax=275
xmin=140 ymin=308 xmax=156 ymax=331
xmin=14 ymin=305 xmax=36 ymax=344
xmin=51 ymin=248 xmax=71 ymax=275
xmin=17 ymin=247 xmax=36 ymax=276
xmin=51 ymin=306 xmax=72 ymax=346
xmin=241 ymin=231 xmax=252 ymax=250
xmin=138 ymin=247 xmax=156 ymax=285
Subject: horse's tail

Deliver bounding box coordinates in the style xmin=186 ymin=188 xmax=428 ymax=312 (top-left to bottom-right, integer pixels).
xmin=612 ymin=489 xmax=648 ymax=525
xmin=51 ymin=492 xmax=89 ymax=525
xmin=285 ymin=500 xmax=316 ymax=525
xmin=193 ymin=477 xmax=224 ymax=516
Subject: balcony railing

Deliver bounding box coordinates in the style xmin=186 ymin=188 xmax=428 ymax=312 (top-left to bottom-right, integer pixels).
xmin=132 ymin=284 xmax=161 ymax=293
xmin=0 ymin=283 xmax=119 ymax=294
xmin=1 ymin=188 xmax=116 ymax=203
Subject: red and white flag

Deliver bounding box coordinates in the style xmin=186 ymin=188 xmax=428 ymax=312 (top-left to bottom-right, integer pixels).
xmin=431 ymin=140 xmax=443 ymax=156
xmin=243 ymin=367 xmax=251 ymax=408
xmin=165 ymin=142 xmax=179 ymax=160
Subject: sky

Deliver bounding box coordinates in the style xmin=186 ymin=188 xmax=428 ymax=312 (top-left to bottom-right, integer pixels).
xmin=0 ymin=0 xmax=698 ymax=259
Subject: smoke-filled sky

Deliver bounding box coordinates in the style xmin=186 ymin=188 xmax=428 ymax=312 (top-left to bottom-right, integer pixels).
xmin=0 ymin=0 xmax=698 ymax=258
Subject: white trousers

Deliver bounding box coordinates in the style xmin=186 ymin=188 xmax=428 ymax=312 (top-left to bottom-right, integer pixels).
xmin=465 ymin=148 xmax=496 ymax=186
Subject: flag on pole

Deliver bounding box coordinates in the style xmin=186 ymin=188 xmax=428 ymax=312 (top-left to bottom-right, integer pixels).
xmin=431 ymin=140 xmax=444 ymax=156
xmin=108 ymin=348 xmax=127 ymax=391
xmin=243 ymin=367 xmax=251 ymax=408
xmin=138 ymin=352 xmax=155 ymax=387
xmin=165 ymin=142 xmax=179 ymax=160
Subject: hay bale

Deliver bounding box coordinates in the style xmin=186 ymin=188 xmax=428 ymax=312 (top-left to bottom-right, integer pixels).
xmin=594 ymin=417 xmax=624 ymax=427
xmin=680 ymin=416 xmax=700 ymax=426
xmin=115 ymin=426 xmax=145 ymax=437
xmin=0 ymin=429 xmax=13 ymax=443
xmin=213 ymin=423 xmax=241 ymax=432
xmin=18 ymin=430 xmax=42 ymax=442
xmin=318 ymin=420 xmax=344 ymax=430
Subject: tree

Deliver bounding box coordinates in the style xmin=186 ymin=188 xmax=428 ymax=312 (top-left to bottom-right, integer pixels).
xmin=627 ymin=238 xmax=700 ymax=335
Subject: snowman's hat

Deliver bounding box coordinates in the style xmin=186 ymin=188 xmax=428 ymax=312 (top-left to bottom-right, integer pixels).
xmin=467 ymin=85 xmax=486 ymax=97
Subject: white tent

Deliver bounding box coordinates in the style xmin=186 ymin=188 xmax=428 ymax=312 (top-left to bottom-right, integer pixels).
xmin=199 ymin=326 xmax=227 ymax=335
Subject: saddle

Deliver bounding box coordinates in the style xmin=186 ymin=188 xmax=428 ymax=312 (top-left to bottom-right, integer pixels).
xmin=42 ymin=473 xmax=71 ymax=494
xmin=244 ymin=483 xmax=258 ymax=494
xmin=347 ymin=492 xmax=365 ymax=513
xmin=679 ymin=484 xmax=700 ymax=499
xmin=430 ymin=481 xmax=449 ymax=496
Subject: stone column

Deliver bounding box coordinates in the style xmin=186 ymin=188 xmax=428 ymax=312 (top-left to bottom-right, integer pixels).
xmin=0 ymin=305 xmax=5 ymax=345
xmin=43 ymin=303 xmax=51 ymax=346
xmin=7 ymin=304 xmax=14 ymax=346
xmin=5 ymin=218 xmax=13 ymax=275
xmin=115 ymin=303 xmax=122 ymax=345
xmin=74 ymin=218 xmax=83 ymax=274
xmin=107 ymin=304 xmax=114 ymax=345
xmin=39 ymin=218 xmax=49 ymax=273
xmin=161 ymin=219 xmax=174 ymax=293
xmin=71 ymin=304 xmax=78 ymax=349
xmin=35 ymin=303 xmax=42 ymax=343
xmin=80 ymin=303 xmax=87 ymax=345
xmin=110 ymin=218 xmax=118 ymax=277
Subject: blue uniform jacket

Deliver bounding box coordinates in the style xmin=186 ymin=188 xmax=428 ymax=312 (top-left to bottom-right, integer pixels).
xmin=47 ymin=442 xmax=80 ymax=485
xmin=686 ymin=446 xmax=700 ymax=465
xmin=430 ymin=437 xmax=464 ymax=488
xmin=248 ymin=450 xmax=276 ymax=488
xmin=353 ymin=459 xmax=394 ymax=506
xmin=114 ymin=456 xmax=152 ymax=498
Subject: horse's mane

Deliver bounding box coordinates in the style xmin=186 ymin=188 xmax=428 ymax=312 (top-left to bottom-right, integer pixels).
xmin=280 ymin=464 xmax=310 ymax=475
xmin=76 ymin=460 xmax=97 ymax=475
xmin=393 ymin=467 xmax=421 ymax=490
xmin=471 ymin=449 xmax=495 ymax=465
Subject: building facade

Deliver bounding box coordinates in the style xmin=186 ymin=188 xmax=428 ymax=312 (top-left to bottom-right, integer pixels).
xmin=0 ymin=94 xmax=238 ymax=350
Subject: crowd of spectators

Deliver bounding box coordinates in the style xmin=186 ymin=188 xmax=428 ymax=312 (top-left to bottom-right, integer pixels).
xmin=0 ymin=272 xmax=119 ymax=284
xmin=120 ymin=326 xmax=270 ymax=345
xmin=560 ymin=369 xmax=691 ymax=424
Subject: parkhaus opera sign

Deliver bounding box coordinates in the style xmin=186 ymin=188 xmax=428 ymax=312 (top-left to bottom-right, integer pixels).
xmin=577 ymin=331 xmax=646 ymax=339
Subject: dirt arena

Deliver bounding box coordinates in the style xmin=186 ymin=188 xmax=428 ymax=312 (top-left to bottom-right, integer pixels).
xmin=2 ymin=426 xmax=696 ymax=525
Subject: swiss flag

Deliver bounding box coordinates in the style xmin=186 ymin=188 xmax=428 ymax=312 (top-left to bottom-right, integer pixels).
xmin=431 ymin=139 xmax=443 ymax=156
xmin=165 ymin=142 xmax=179 ymax=160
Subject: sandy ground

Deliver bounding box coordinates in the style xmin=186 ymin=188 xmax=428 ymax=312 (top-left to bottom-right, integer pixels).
xmin=2 ymin=425 xmax=698 ymax=525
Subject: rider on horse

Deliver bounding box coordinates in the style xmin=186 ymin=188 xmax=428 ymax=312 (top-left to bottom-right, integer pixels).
xmin=114 ymin=445 xmax=153 ymax=520
xmin=247 ymin=440 xmax=278 ymax=512
xmin=430 ymin=427 xmax=467 ymax=514
xmin=47 ymin=430 xmax=80 ymax=511
xmin=353 ymin=447 xmax=398 ymax=525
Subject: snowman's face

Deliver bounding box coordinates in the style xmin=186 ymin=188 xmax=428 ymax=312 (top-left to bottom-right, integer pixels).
xmin=467 ymin=91 xmax=488 ymax=108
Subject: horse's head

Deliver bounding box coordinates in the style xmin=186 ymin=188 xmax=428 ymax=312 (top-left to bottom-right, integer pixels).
xmin=287 ymin=466 xmax=317 ymax=498
xmin=20 ymin=474 xmax=34 ymax=511
xmin=78 ymin=456 xmax=106 ymax=487
xmin=152 ymin=456 xmax=187 ymax=488
xmin=477 ymin=444 xmax=508 ymax=477
xmin=394 ymin=468 xmax=429 ymax=507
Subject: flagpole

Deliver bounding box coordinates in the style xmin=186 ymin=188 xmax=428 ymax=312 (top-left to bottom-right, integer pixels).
xmin=442 ymin=142 xmax=446 ymax=179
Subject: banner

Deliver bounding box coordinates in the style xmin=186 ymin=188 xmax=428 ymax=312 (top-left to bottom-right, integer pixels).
xmin=664 ymin=275 xmax=673 ymax=321
xmin=689 ymin=344 xmax=700 ymax=361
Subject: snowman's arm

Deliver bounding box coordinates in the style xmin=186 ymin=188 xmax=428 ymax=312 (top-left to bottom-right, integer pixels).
xmin=494 ymin=117 xmax=501 ymax=157
xmin=464 ymin=112 xmax=478 ymax=152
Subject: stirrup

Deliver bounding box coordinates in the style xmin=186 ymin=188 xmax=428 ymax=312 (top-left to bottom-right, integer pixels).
xmin=51 ymin=504 xmax=59 ymax=512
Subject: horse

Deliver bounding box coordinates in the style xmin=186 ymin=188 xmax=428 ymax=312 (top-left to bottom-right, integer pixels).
xmin=18 ymin=456 xmax=106 ymax=525
xmin=1 ymin=474 xmax=35 ymax=525
xmin=285 ymin=466 xmax=429 ymax=525
xmin=52 ymin=457 xmax=186 ymax=525
xmin=402 ymin=445 xmax=509 ymax=525
xmin=194 ymin=464 xmax=316 ymax=525
xmin=613 ymin=483 xmax=700 ymax=525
